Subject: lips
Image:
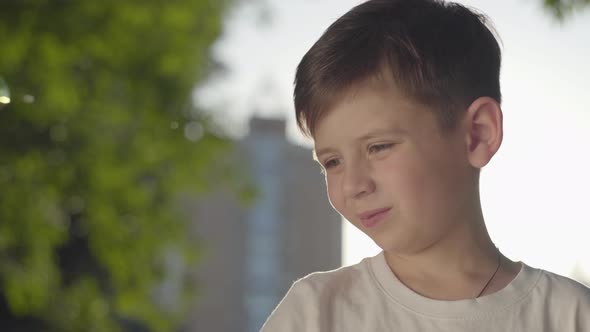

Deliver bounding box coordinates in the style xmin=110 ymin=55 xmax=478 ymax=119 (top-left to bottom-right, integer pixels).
xmin=358 ymin=207 xmax=391 ymax=228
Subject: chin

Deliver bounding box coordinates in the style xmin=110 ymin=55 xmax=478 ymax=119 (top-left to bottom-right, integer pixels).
xmin=373 ymin=232 xmax=423 ymax=255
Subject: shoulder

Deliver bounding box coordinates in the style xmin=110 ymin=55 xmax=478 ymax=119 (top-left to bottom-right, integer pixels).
xmin=527 ymin=267 xmax=590 ymax=328
xmin=538 ymin=268 xmax=590 ymax=295
xmin=260 ymin=254 xmax=378 ymax=331
xmin=533 ymin=266 xmax=590 ymax=304
xmin=277 ymin=254 xmax=376 ymax=306
xmin=297 ymin=254 xmax=375 ymax=294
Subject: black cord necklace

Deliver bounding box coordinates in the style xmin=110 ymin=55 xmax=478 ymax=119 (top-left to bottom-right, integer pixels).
xmin=476 ymin=248 xmax=502 ymax=298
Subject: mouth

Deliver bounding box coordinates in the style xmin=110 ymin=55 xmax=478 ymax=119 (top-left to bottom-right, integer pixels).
xmin=358 ymin=207 xmax=391 ymax=228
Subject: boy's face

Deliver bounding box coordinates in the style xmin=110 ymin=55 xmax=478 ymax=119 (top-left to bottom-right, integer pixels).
xmin=313 ymin=81 xmax=477 ymax=254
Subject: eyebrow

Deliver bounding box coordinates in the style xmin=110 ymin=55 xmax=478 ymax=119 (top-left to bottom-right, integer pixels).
xmin=313 ymin=127 xmax=404 ymax=160
xmin=312 ymin=147 xmax=335 ymax=162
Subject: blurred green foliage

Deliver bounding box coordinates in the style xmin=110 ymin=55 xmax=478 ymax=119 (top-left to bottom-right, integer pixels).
xmin=544 ymin=0 xmax=590 ymax=19
xmin=0 ymin=0 xmax=242 ymax=331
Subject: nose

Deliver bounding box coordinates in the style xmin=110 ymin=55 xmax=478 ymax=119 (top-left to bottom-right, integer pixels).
xmin=342 ymin=159 xmax=376 ymax=199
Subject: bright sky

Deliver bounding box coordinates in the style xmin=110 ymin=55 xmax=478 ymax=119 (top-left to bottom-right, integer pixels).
xmin=197 ymin=0 xmax=590 ymax=280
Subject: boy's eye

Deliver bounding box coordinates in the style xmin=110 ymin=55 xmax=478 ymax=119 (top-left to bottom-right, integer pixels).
xmin=368 ymin=143 xmax=394 ymax=154
xmin=323 ymin=158 xmax=340 ymax=169
xmin=320 ymin=158 xmax=341 ymax=174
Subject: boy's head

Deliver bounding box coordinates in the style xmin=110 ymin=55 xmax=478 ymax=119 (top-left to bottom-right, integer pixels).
xmin=295 ymin=0 xmax=504 ymax=254
xmin=294 ymin=0 xmax=502 ymax=138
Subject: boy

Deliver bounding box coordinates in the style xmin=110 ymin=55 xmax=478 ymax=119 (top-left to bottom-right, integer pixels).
xmin=261 ymin=0 xmax=590 ymax=331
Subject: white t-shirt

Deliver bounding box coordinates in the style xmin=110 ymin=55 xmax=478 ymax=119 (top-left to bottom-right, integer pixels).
xmin=261 ymin=252 xmax=590 ymax=331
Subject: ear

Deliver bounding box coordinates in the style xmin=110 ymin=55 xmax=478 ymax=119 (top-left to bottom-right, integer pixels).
xmin=464 ymin=97 xmax=503 ymax=168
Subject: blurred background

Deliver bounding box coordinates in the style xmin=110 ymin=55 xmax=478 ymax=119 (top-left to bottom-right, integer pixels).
xmin=0 ymin=0 xmax=588 ymax=331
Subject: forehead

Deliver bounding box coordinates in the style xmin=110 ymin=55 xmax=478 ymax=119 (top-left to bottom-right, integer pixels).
xmin=305 ymin=69 xmax=398 ymax=137
xmin=313 ymin=80 xmax=429 ymax=143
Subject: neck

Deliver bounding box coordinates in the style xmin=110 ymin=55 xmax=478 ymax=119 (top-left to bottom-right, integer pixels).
xmin=384 ymin=210 xmax=502 ymax=300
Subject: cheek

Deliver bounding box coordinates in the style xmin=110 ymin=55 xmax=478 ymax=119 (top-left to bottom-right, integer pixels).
xmin=391 ymin=154 xmax=465 ymax=223
xmin=377 ymin=156 xmax=443 ymax=213
xmin=325 ymin=176 xmax=345 ymax=213
xmin=376 ymin=157 xmax=421 ymax=195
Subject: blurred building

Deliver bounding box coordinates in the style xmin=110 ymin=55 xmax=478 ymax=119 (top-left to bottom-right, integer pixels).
xmin=184 ymin=116 xmax=342 ymax=332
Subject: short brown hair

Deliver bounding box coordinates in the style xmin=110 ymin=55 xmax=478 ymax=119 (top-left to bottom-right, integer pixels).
xmin=294 ymin=0 xmax=502 ymax=137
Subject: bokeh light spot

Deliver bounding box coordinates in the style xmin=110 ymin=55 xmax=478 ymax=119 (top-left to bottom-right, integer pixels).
xmin=184 ymin=121 xmax=204 ymax=142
